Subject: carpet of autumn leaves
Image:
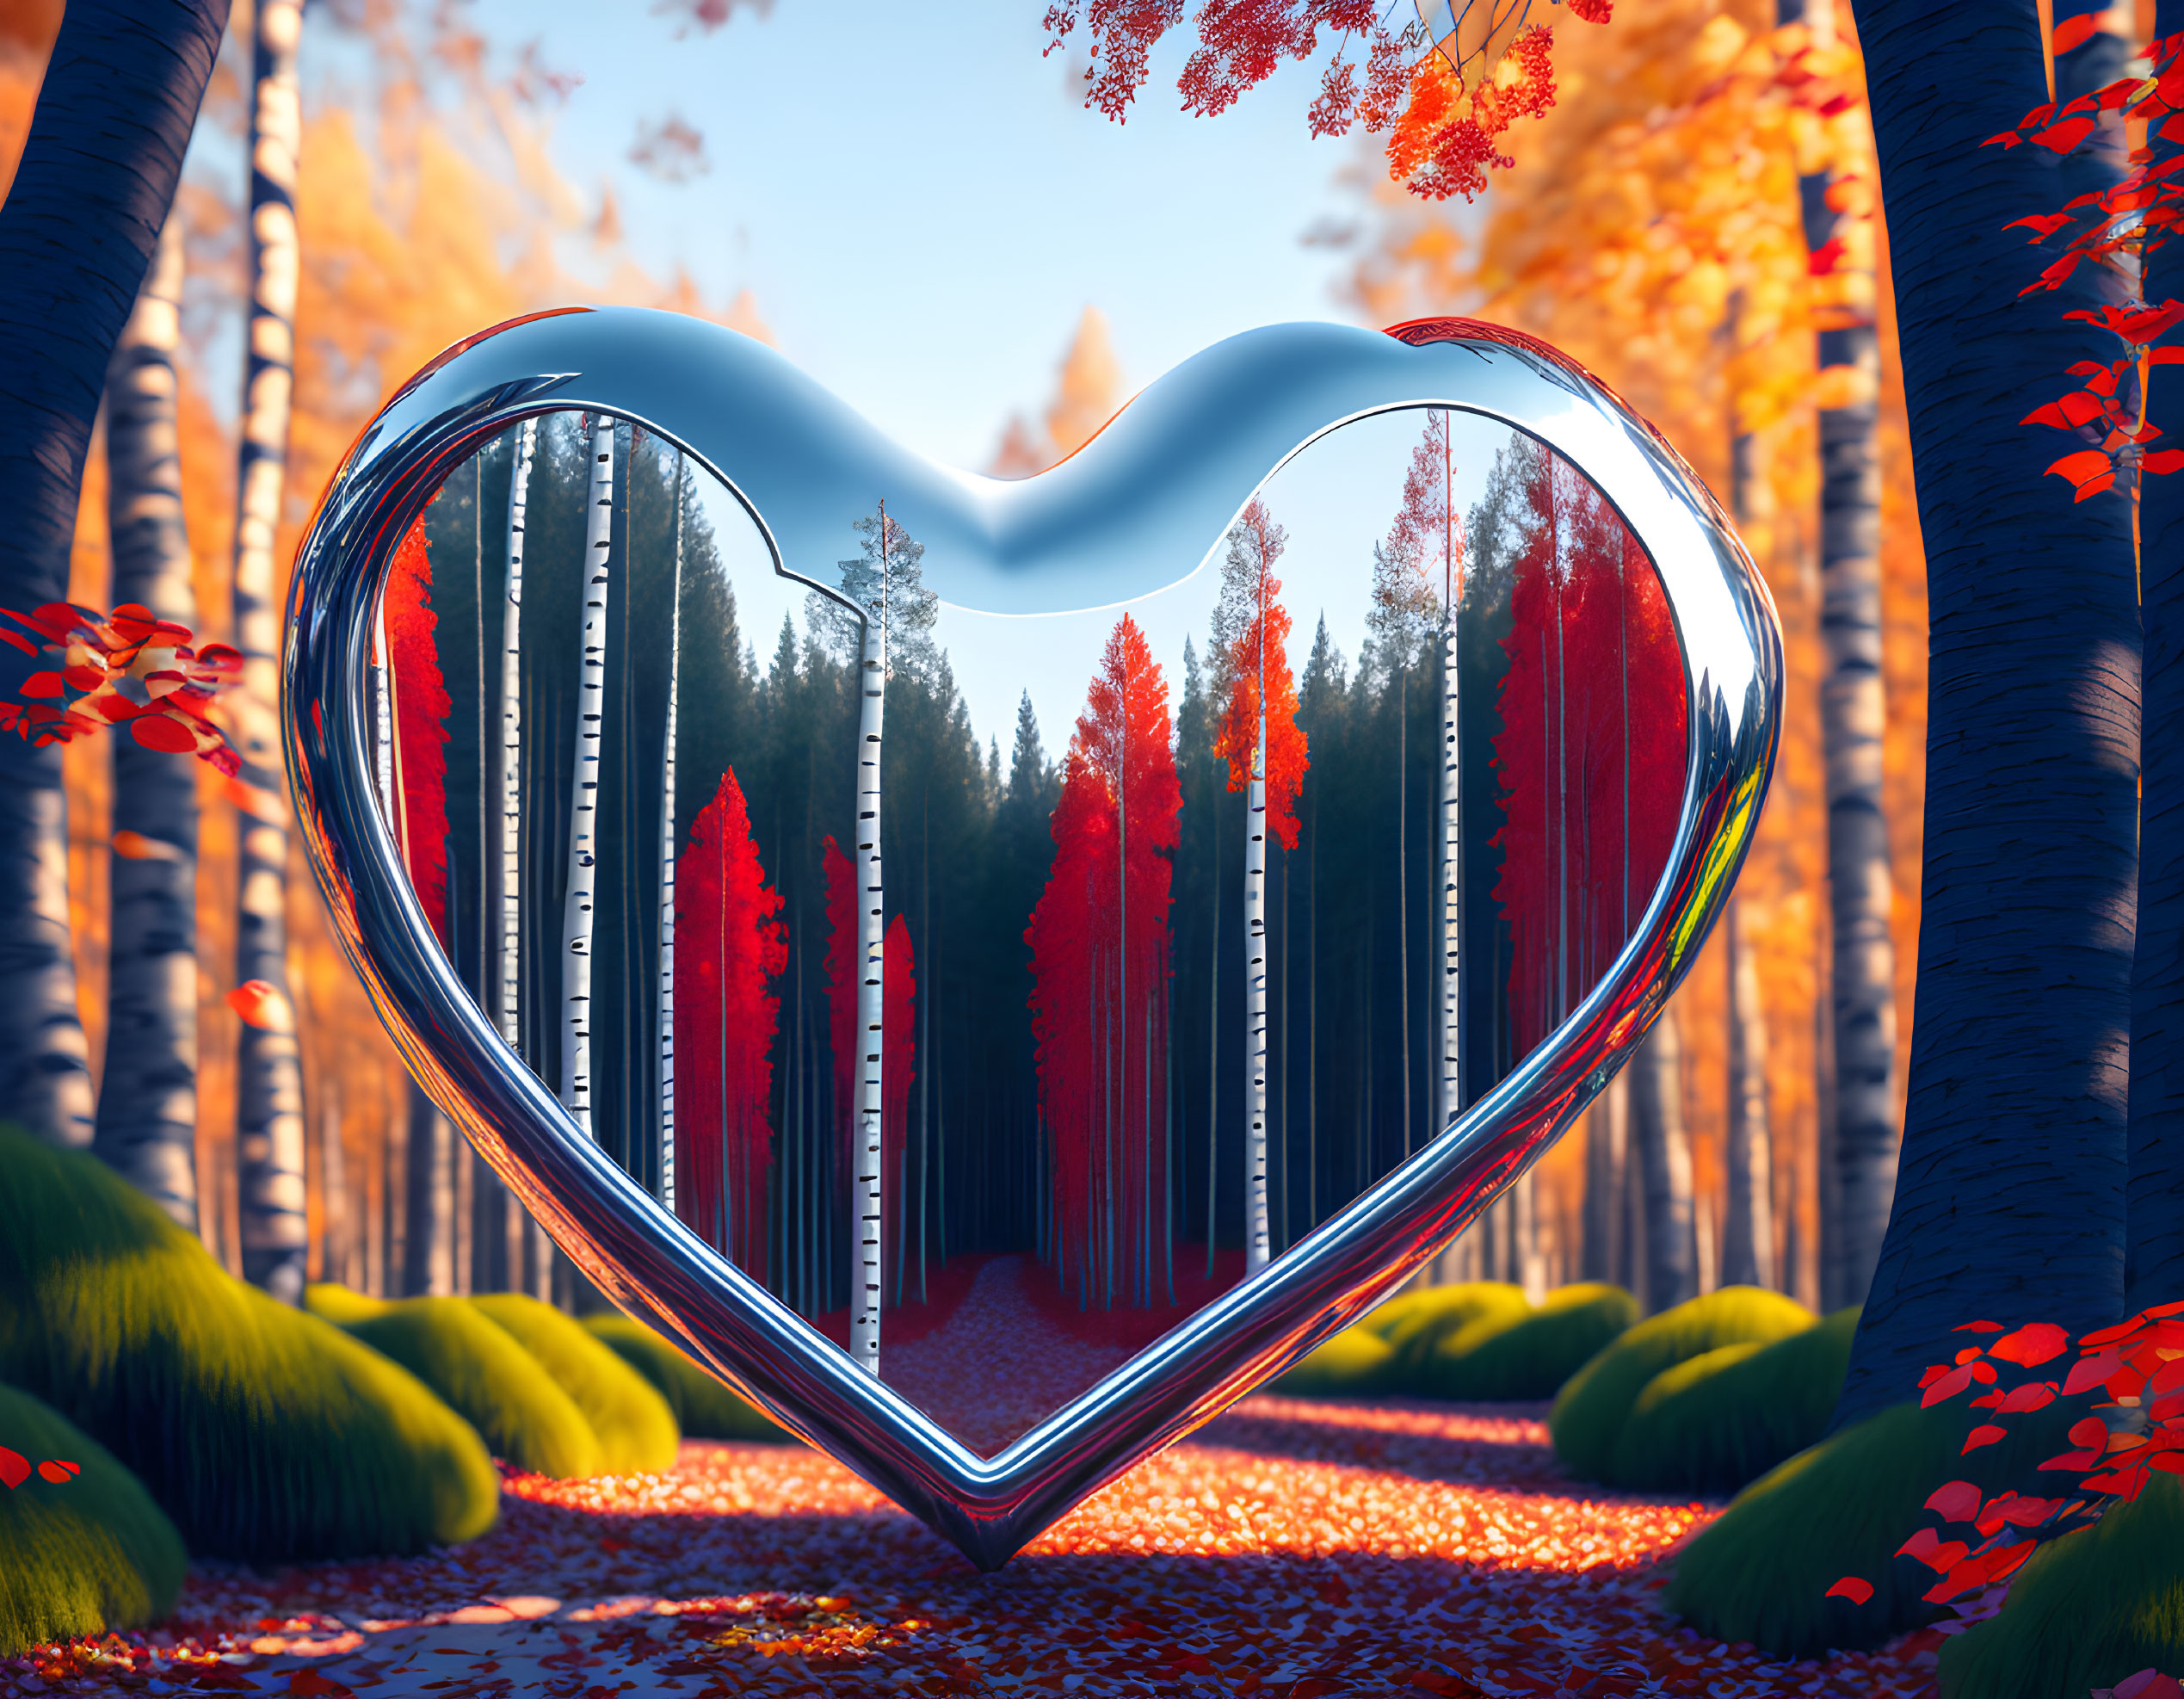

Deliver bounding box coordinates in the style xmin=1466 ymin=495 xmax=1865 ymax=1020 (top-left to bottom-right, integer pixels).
xmin=6 ymin=1399 xmax=1959 ymax=1698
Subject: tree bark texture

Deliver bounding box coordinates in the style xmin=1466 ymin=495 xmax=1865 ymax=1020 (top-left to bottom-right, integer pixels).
xmin=559 ymin=418 xmax=614 ymax=1135
xmin=231 ymin=0 xmax=308 ymax=1301
xmin=0 ymin=0 xmax=228 ymax=1149
xmin=92 ymin=213 xmax=200 ymax=1226
xmin=1244 ymin=708 xmax=1271 ymax=1272
xmin=1835 ymin=0 xmax=2137 ymax=1427
xmin=1723 ymin=899 xmax=1776 ymax=1288
xmin=1632 ymin=1005 xmax=1696 ymax=1313
xmin=853 ymin=615 xmax=885 ymax=1370
xmin=1582 ymin=1073 xmax=1627 ymax=1284
xmin=2128 ymin=0 xmax=2184 ymax=1314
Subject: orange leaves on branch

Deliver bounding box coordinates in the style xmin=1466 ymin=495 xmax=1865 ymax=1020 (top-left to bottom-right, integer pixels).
xmin=0 ymin=601 xmax=241 ymax=773
xmin=2045 ymin=448 xmax=2117 ymax=502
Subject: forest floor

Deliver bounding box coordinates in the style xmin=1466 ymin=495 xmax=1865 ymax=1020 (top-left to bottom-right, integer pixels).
xmin=5 ymin=1398 xmax=1958 ymax=1699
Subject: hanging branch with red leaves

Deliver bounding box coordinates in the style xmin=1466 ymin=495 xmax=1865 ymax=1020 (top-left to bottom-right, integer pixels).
xmin=1043 ymin=0 xmax=1610 ymax=201
xmin=1988 ymin=28 xmax=2184 ymax=504
xmin=677 ymin=769 xmax=788 ymax=1277
xmin=0 ymin=601 xmax=240 ymax=774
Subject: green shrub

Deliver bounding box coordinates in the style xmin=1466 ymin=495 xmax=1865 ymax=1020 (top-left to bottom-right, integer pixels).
xmin=0 ymin=1383 xmax=184 ymax=1658
xmin=1938 ymin=1473 xmax=2184 ymax=1698
xmin=470 ymin=1293 xmax=678 ymax=1473
xmin=1272 ymin=1325 xmax=1398 ymax=1397
xmin=1421 ymin=1282 xmax=1638 ymax=1401
xmin=303 ymin=1282 xmax=388 ymax=1325
xmin=0 ymin=1129 xmax=497 ymax=1562
xmin=581 ymin=1315 xmax=785 ymax=1440
xmin=1665 ymin=1399 xmax=2085 ymax=1659
xmin=1367 ymin=1282 xmax=1531 ymax=1371
xmin=1611 ymin=1307 xmax=1861 ymax=1495
xmin=342 ymin=1299 xmax=603 ymax=1478
xmin=1549 ymin=1286 xmax=1815 ymax=1480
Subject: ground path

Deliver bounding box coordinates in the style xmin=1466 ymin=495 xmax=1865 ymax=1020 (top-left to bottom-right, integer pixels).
xmin=6 ymin=1399 xmax=1955 ymax=1697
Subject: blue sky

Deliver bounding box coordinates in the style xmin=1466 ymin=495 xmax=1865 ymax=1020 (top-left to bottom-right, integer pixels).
xmin=460 ymin=0 xmax=1380 ymax=471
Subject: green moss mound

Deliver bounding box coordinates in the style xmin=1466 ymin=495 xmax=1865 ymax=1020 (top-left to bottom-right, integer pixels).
xmin=1422 ymin=1282 xmax=1638 ymax=1401
xmin=470 ymin=1293 xmax=678 ymax=1473
xmin=1549 ymin=1286 xmax=1816 ymax=1480
xmin=342 ymin=1298 xmax=603 ymax=1479
xmin=0 ymin=1129 xmax=497 ymax=1562
xmin=1666 ymin=1398 xmax=2085 ymax=1659
xmin=1612 ymin=1307 xmax=1861 ymax=1495
xmin=581 ymin=1315 xmax=785 ymax=1440
xmin=0 ymin=1383 xmax=185 ymax=1658
xmin=1273 ymin=1325 xmax=1398 ymax=1397
xmin=1938 ymin=1473 xmax=2184 ymax=1698
xmin=303 ymin=1282 xmax=388 ymax=1325
xmin=1364 ymin=1282 xmax=1532 ymax=1375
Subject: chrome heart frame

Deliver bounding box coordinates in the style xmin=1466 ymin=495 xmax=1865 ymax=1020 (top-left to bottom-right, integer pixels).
xmin=284 ymin=306 xmax=1780 ymax=1569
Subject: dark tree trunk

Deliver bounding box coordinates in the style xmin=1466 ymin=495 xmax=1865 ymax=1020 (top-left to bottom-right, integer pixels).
xmin=92 ymin=213 xmax=201 ymax=1226
xmin=2129 ymin=0 xmax=2184 ymax=1316
xmin=1632 ymin=1005 xmax=1696 ymax=1313
xmin=1834 ymin=0 xmax=2137 ymax=1428
xmin=0 ymin=0 xmax=228 ymax=1149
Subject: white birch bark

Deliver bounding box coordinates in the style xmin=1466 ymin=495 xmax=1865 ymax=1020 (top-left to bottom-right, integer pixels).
xmin=1244 ymin=704 xmax=1270 ymax=1273
xmin=231 ymin=0 xmax=308 ymax=1301
xmin=658 ymin=454 xmax=684 ymax=1209
xmin=853 ymin=613 xmax=886 ymax=1370
xmin=560 ymin=417 xmax=614 ymax=1136
xmin=1439 ymin=617 xmax=1460 ymax=1139
xmin=497 ymin=417 xmax=534 ymax=1049
xmin=94 ymin=212 xmax=201 ymax=1227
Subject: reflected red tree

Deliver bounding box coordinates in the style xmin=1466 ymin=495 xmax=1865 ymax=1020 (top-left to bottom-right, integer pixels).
xmin=1027 ymin=615 xmax=1181 ymax=1309
xmin=1492 ymin=442 xmax=1687 ymax=1057
xmin=385 ymin=519 xmax=450 ymax=944
xmin=677 ymin=769 xmax=787 ymax=1275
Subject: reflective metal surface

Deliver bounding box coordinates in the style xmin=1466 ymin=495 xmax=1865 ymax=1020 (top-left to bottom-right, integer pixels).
xmin=284 ymin=307 xmax=1780 ymax=1568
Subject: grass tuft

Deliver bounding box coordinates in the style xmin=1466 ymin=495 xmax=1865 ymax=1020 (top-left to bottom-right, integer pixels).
xmin=1421 ymin=1282 xmax=1638 ymax=1401
xmin=470 ymin=1293 xmax=679 ymax=1473
xmin=1365 ymin=1282 xmax=1531 ymax=1376
xmin=303 ymin=1282 xmax=388 ymax=1326
xmin=1611 ymin=1307 xmax=1860 ymax=1494
xmin=1548 ymin=1285 xmax=1815 ymax=1480
xmin=0 ymin=1382 xmax=185 ymax=1658
xmin=341 ymin=1299 xmax=604 ymax=1479
xmin=0 ymin=1128 xmax=497 ymax=1562
xmin=581 ymin=1315 xmax=787 ymax=1440
xmin=1936 ymin=1473 xmax=2184 ymax=1698
xmin=1665 ymin=1398 xmax=2085 ymax=1659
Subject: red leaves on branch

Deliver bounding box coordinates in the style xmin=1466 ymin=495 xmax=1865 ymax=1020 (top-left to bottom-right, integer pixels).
xmin=383 ymin=521 xmax=452 ymax=944
xmin=1214 ymin=500 xmax=1308 ymax=851
xmin=1823 ymin=1576 xmax=1872 ymax=1604
xmin=676 ymin=770 xmax=787 ymax=1276
xmin=1987 ymin=1321 xmax=2070 ymax=1366
xmin=0 ymin=600 xmax=240 ymax=773
xmin=1026 ymin=615 xmax=1180 ymax=1308
xmin=1040 ymin=0 xmax=1605 ymax=201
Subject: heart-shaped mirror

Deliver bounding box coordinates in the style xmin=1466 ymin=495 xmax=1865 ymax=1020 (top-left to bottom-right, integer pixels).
xmin=286 ymin=309 xmax=1779 ymax=1567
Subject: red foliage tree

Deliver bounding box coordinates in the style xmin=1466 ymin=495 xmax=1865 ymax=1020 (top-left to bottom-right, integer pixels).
xmin=823 ymin=834 xmax=857 ymax=1189
xmin=884 ymin=913 xmax=917 ymax=1303
xmin=1491 ymin=441 xmax=1685 ymax=1059
xmin=384 ymin=518 xmax=451 ymax=945
xmin=677 ymin=769 xmax=788 ymax=1276
xmin=1213 ymin=498 xmax=1308 ymax=850
xmin=1040 ymin=0 xmax=1610 ymax=201
xmin=1027 ymin=615 xmax=1181 ymax=1308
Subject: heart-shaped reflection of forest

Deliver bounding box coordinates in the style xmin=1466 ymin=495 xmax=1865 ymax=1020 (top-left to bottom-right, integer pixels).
xmin=376 ymin=405 xmax=1685 ymax=1448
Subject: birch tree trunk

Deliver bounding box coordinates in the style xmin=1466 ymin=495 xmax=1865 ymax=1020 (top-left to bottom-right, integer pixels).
xmin=560 ymin=417 xmax=614 ymax=1136
xmin=658 ymin=452 xmax=683 ymax=1209
xmin=0 ymin=0 xmax=226 ymax=1152
xmin=1581 ymin=1072 xmax=1627 ymax=1282
xmin=403 ymin=1077 xmax=454 ymax=1297
xmin=1439 ymin=618 xmax=1459 ymax=1139
xmin=1722 ymin=898 xmax=1777 ymax=1288
xmin=93 ymin=212 xmax=200 ymax=1226
xmin=498 ymin=418 xmax=534 ymax=1048
xmin=231 ymin=0 xmax=309 ymax=1301
xmin=853 ymin=615 xmax=886 ymax=1369
xmin=1632 ymin=1005 xmax=1697 ymax=1312
xmin=1244 ymin=709 xmax=1271 ymax=1273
